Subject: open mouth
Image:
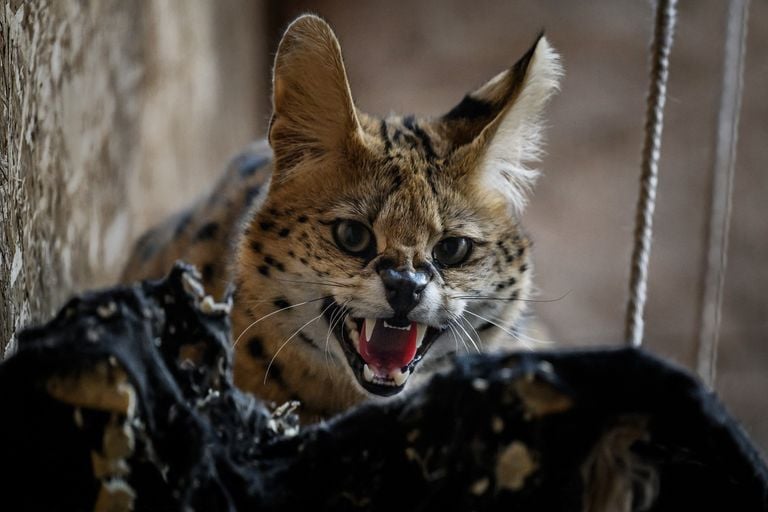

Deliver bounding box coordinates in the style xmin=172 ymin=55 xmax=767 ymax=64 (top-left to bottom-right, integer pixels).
xmin=323 ymin=299 xmax=444 ymax=396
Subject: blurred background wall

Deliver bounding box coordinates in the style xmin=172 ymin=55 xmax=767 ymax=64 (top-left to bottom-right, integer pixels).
xmin=1 ymin=1 xmax=766 ymax=451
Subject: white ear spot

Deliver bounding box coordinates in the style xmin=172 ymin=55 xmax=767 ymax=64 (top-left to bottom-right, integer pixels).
xmin=478 ymin=38 xmax=563 ymax=215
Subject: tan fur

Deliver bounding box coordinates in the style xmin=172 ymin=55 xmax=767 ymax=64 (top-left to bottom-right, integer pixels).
xmin=122 ymin=15 xmax=562 ymax=420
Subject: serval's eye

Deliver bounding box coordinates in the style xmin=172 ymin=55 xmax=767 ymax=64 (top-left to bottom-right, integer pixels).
xmin=433 ymin=237 xmax=472 ymax=267
xmin=333 ymin=220 xmax=375 ymax=257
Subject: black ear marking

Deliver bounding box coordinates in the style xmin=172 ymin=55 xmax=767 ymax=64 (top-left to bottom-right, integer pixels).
xmin=443 ymin=96 xmax=496 ymax=121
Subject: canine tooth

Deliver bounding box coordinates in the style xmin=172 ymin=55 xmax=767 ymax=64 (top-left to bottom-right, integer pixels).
xmin=364 ymin=318 xmax=376 ymax=342
xmin=363 ymin=364 xmax=374 ymax=382
xmin=391 ymin=368 xmax=410 ymax=386
xmin=415 ymin=323 xmax=427 ymax=348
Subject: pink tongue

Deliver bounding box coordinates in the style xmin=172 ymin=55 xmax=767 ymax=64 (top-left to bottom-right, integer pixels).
xmin=359 ymin=320 xmax=418 ymax=375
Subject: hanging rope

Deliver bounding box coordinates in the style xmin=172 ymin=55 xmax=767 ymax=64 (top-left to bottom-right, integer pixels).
xmin=625 ymin=0 xmax=679 ymax=348
xmin=695 ymin=0 xmax=750 ymax=387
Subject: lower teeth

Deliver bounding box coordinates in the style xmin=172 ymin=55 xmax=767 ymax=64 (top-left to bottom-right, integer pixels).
xmin=363 ymin=364 xmax=374 ymax=382
xmin=362 ymin=364 xmax=410 ymax=386
xmin=391 ymin=368 xmax=409 ymax=386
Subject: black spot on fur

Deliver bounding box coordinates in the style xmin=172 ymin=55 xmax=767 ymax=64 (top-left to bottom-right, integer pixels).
xmin=299 ymin=257 xmax=309 ymax=266
xmin=297 ymin=215 xmax=308 ymax=223
xmin=380 ymin=119 xmax=392 ymax=154
xmin=258 ymin=265 xmax=270 ymax=276
xmin=138 ymin=231 xmax=159 ymax=262
xmin=519 ymin=264 xmax=528 ymax=273
xmin=443 ymin=95 xmax=495 ymax=121
xmin=403 ymin=115 xmax=437 ymax=161
xmin=288 ymin=250 xmax=295 ymax=258
xmin=278 ymin=227 xmax=291 ymax=238
xmin=195 ymin=222 xmax=219 ymax=241
xmin=245 ymin=186 xmax=261 ymax=205
xmin=247 ymin=336 xmax=264 ymax=358
xmin=478 ymin=322 xmax=495 ymax=332
xmin=274 ymin=298 xmax=291 ymax=309
xmin=516 ymin=246 xmax=525 ymax=258
xmin=174 ymin=211 xmax=193 ymax=238
xmin=201 ymin=263 xmax=215 ymax=283
xmin=390 ymin=172 xmax=403 ymax=194
xmin=265 ymin=256 xmax=286 ymax=273
xmin=236 ymin=153 xmax=269 ymax=178
xmin=267 ymin=361 xmax=285 ymax=386
xmin=259 ymin=220 xmax=274 ymax=231
xmin=250 ymin=241 xmax=262 ymax=253
xmin=298 ymin=333 xmax=317 ymax=348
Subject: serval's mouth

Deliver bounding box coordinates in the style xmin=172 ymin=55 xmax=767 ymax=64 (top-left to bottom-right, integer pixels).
xmin=323 ymin=299 xmax=444 ymax=396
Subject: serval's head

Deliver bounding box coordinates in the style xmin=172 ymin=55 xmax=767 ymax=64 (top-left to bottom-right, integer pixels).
xmin=237 ymin=15 xmax=562 ymax=400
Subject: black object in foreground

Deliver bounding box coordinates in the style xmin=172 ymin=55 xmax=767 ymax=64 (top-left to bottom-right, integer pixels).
xmin=0 ymin=263 xmax=766 ymax=511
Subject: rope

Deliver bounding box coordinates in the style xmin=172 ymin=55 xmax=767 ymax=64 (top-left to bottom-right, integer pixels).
xmin=625 ymin=0 xmax=679 ymax=348
xmin=695 ymin=0 xmax=750 ymax=387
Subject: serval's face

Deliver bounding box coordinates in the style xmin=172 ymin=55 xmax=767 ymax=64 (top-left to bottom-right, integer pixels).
xmin=239 ymin=15 xmax=561 ymax=397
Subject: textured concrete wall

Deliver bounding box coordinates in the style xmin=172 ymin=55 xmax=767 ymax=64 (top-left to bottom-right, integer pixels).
xmin=0 ymin=1 xmax=265 ymax=354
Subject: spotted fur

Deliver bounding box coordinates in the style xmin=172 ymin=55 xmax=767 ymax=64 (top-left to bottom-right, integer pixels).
xmin=122 ymin=15 xmax=562 ymax=420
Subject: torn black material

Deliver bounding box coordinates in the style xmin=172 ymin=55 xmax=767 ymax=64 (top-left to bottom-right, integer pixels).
xmin=0 ymin=262 xmax=766 ymax=511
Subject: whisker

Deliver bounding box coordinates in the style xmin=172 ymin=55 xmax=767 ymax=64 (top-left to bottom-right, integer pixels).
xmin=510 ymin=324 xmax=559 ymax=346
xmin=466 ymin=309 xmax=558 ymax=347
xmin=446 ymin=323 xmax=461 ymax=353
xmin=458 ymin=314 xmax=485 ymax=352
xmin=439 ymin=305 xmax=472 ymax=354
xmin=325 ymin=300 xmax=349 ymax=381
xmin=463 ymin=310 xmax=523 ymax=344
xmin=234 ymin=295 xmax=331 ymax=347
xmin=271 ymin=276 xmax=352 ymax=289
xmin=452 ymin=315 xmax=481 ymax=353
xmin=450 ymin=290 xmax=571 ymax=303
xmin=264 ymin=301 xmax=335 ymax=385
xmin=448 ymin=321 xmax=469 ymax=353
xmin=465 ymin=310 xmax=557 ymax=349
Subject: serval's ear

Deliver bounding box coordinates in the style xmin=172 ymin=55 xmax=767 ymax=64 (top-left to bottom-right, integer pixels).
xmin=442 ymin=35 xmax=562 ymax=215
xmin=269 ymin=15 xmax=362 ymax=180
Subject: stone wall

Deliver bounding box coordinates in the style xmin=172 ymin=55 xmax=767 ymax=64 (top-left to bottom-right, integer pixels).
xmin=0 ymin=0 xmax=266 ymax=353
